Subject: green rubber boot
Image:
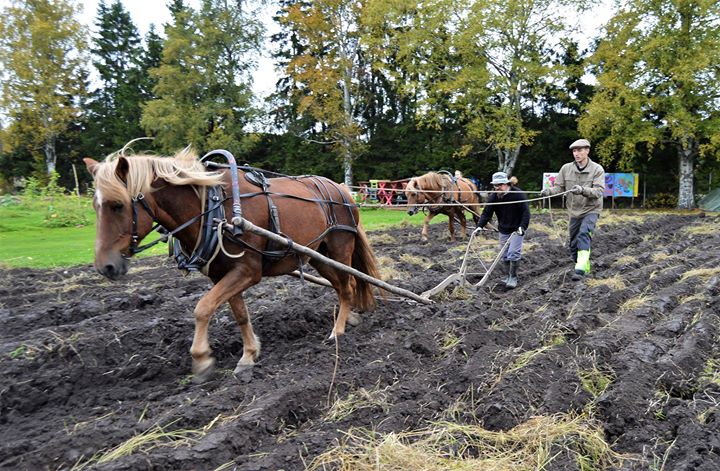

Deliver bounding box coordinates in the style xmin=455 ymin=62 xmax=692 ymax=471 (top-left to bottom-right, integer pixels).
xmin=572 ymin=250 xmax=591 ymax=280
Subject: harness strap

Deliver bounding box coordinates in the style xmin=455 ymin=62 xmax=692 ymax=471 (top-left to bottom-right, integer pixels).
xmin=171 ymin=185 xmax=226 ymax=272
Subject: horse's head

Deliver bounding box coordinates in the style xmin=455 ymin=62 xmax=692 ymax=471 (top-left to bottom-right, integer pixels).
xmin=405 ymin=178 xmax=425 ymax=215
xmin=84 ymin=156 xmax=157 ymax=280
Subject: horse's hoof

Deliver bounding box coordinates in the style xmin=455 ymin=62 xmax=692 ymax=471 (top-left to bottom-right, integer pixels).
xmin=348 ymin=312 xmax=361 ymax=327
xmin=191 ymin=357 xmax=216 ymax=383
xmin=233 ymin=362 xmax=254 ymax=382
xmin=327 ymin=329 xmax=345 ymax=341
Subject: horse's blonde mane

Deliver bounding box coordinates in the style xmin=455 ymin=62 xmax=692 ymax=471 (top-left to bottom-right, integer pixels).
xmin=94 ymin=147 xmax=225 ymax=204
xmin=410 ymin=172 xmax=448 ymax=191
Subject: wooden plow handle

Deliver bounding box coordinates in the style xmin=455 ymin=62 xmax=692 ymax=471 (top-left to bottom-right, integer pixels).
xmin=223 ymin=218 xmax=433 ymax=305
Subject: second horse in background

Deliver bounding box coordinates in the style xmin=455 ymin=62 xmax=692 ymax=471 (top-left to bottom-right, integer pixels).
xmin=405 ymin=171 xmax=482 ymax=242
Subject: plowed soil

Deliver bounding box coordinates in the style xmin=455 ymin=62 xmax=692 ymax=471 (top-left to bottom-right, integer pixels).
xmin=1 ymin=212 xmax=719 ymax=470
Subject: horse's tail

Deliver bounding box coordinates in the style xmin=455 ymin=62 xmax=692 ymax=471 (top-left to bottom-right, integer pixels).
xmin=351 ymin=225 xmax=381 ymax=311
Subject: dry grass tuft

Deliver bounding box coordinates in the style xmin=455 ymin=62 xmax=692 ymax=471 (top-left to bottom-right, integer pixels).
xmin=308 ymin=413 xmax=627 ymax=470
xmin=680 ymin=267 xmax=720 ymax=282
xmin=72 ymin=420 xmax=208 ymax=469
xmin=619 ymin=294 xmax=650 ymax=313
xmin=700 ymin=359 xmax=720 ymax=387
xmin=597 ymin=213 xmax=647 ymax=227
xmin=677 ymin=293 xmax=705 ymax=305
xmin=586 ymin=276 xmax=626 ymax=291
xmin=683 ymin=224 xmax=718 ymax=236
xmin=651 ymin=252 xmax=672 ymax=263
xmin=376 ymin=256 xmax=407 ymax=281
xmin=325 ymin=382 xmax=392 ymax=422
xmin=437 ymin=329 xmax=463 ymax=354
xmin=612 ymin=255 xmax=637 ymax=266
xmin=368 ymin=233 xmax=398 ymax=245
xmin=399 ymin=253 xmax=433 ymax=269
xmin=578 ymin=366 xmax=615 ymax=399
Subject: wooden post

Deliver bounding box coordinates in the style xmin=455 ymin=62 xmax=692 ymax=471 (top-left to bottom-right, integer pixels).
xmin=225 ymin=220 xmax=433 ymax=305
xmin=71 ymin=164 xmax=80 ymax=197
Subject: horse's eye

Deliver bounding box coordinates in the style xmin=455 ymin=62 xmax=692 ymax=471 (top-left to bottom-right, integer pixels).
xmin=110 ymin=203 xmax=124 ymax=213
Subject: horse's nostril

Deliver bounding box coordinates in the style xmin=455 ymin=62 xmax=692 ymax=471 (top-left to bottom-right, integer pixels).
xmin=103 ymin=264 xmax=117 ymax=278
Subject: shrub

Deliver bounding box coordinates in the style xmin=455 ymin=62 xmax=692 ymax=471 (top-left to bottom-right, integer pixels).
xmin=645 ymin=192 xmax=678 ymax=209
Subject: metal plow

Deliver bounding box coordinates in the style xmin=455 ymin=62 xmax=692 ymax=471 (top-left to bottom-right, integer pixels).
xmin=421 ymin=227 xmax=516 ymax=299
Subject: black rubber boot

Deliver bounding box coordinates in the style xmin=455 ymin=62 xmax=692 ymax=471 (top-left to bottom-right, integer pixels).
xmin=501 ymin=260 xmax=510 ymax=284
xmin=506 ymin=261 xmax=519 ymax=289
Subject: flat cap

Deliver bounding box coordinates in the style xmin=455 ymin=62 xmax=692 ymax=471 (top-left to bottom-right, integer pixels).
xmin=569 ymin=139 xmax=591 ymax=149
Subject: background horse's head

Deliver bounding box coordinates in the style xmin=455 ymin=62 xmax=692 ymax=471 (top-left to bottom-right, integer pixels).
xmin=84 ymin=150 xmax=223 ymax=280
xmin=405 ymin=173 xmax=445 ymax=215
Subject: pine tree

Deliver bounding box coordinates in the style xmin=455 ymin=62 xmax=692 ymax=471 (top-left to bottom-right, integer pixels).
xmin=142 ymin=0 xmax=264 ymax=154
xmin=85 ymin=0 xmax=147 ymax=154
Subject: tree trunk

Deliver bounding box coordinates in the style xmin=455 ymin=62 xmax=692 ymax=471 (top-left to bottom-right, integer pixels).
xmin=343 ymin=143 xmax=353 ymax=188
xmin=44 ymin=134 xmax=57 ymax=175
xmin=341 ymin=64 xmax=354 ymax=187
xmin=497 ymin=146 xmax=521 ymax=177
xmin=677 ymin=140 xmax=696 ymax=210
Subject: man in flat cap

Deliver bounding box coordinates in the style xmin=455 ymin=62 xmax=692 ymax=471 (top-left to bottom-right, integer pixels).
xmin=541 ymin=139 xmax=605 ymax=280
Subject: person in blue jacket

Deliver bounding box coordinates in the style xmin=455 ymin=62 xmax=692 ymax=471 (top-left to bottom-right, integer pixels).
xmin=477 ymin=172 xmax=531 ymax=289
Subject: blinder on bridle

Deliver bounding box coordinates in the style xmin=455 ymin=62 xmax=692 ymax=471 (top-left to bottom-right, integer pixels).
xmin=126 ymin=193 xmax=167 ymax=257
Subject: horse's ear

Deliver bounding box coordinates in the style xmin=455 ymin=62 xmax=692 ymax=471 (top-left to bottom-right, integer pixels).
xmin=83 ymin=158 xmax=99 ymax=176
xmin=115 ymin=156 xmax=130 ymax=183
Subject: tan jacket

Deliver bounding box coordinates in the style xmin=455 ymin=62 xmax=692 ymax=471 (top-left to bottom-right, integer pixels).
xmin=548 ymin=158 xmax=605 ymax=217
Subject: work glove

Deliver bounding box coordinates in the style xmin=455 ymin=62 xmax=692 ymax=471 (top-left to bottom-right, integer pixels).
xmin=570 ymin=185 xmax=584 ymax=195
xmin=516 ymin=227 xmax=525 ymax=236
xmin=540 ymin=188 xmax=551 ymax=197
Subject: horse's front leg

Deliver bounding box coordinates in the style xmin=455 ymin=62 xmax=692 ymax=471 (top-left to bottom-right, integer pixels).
xmin=422 ymin=213 xmax=435 ymax=242
xmin=190 ymin=269 xmax=258 ymax=382
xmin=228 ymin=293 xmax=260 ymax=374
xmin=459 ymin=210 xmax=468 ymax=240
xmin=447 ymin=212 xmax=457 ymax=242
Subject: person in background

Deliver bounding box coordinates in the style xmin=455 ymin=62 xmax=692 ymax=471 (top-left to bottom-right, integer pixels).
xmin=477 ymin=172 xmax=530 ymax=289
xmin=541 ymin=138 xmax=605 ymax=280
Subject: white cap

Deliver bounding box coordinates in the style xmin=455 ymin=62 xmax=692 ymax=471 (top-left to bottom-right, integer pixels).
xmin=491 ymin=172 xmax=509 ymax=185
xmin=569 ymin=139 xmax=591 ymax=149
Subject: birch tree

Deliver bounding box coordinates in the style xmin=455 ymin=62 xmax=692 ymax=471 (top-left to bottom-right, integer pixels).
xmin=579 ymin=0 xmax=720 ymax=209
xmin=0 ymin=0 xmax=87 ymax=175
xmin=281 ymin=0 xmax=367 ymax=186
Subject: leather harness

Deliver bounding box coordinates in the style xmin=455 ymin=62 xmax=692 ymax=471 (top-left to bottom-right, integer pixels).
xmin=130 ymin=156 xmax=358 ymax=276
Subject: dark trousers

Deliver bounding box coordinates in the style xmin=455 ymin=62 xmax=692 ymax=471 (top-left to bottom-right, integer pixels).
xmin=569 ymin=213 xmax=599 ymax=261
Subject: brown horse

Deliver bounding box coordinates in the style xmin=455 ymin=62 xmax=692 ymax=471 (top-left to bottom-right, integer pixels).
xmin=84 ymin=149 xmax=380 ymax=381
xmin=405 ymin=171 xmax=481 ymax=242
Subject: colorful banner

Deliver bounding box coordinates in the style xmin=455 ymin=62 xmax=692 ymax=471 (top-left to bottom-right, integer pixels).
xmin=543 ymin=173 xmax=558 ymax=190
xmin=604 ymin=173 xmax=639 ymax=197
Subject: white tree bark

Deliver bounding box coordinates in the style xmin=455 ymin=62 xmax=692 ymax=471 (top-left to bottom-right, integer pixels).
xmin=677 ymin=140 xmax=696 ymax=210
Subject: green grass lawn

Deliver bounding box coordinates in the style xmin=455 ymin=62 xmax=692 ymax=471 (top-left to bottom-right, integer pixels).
xmin=0 ymin=196 xmax=449 ymax=269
